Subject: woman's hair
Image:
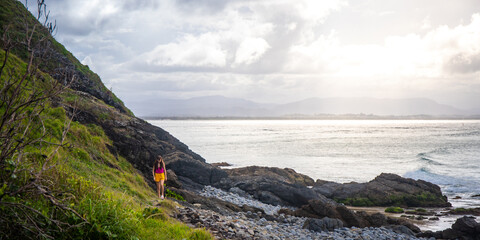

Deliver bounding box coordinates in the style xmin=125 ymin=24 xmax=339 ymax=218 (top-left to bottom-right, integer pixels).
xmin=154 ymin=155 xmax=164 ymax=169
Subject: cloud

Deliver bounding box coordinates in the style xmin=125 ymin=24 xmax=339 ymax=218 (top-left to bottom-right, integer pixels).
xmin=37 ymin=0 xmax=480 ymax=111
xmin=234 ymin=38 xmax=271 ymax=65
xmin=142 ymin=33 xmax=227 ymax=68
xmin=446 ymin=53 xmax=480 ymax=74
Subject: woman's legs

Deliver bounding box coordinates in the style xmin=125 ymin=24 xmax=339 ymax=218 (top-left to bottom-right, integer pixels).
xmin=156 ymin=181 xmax=161 ymax=198
xmin=160 ymin=179 xmax=165 ymax=199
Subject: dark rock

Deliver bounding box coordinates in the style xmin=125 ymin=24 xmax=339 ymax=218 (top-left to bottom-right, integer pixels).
xmin=292 ymin=197 xmax=369 ymax=227
xmin=336 ymin=205 xmax=369 ymax=227
xmin=214 ymin=168 xmax=321 ymax=207
xmin=365 ymin=212 xmax=388 ymax=227
xmin=422 ymin=217 xmax=480 ymax=240
xmin=314 ymin=173 xmax=451 ymax=207
xmin=165 ymin=169 xmax=182 ymax=188
xmin=387 ymin=225 xmax=415 ymax=236
xmin=405 ymin=209 xmax=435 ymax=216
xmin=211 ymin=162 xmax=232 ymax=167
xmin=225 ymin=166 xmax=315 ymax=186
xmin=452 ymin=216 xmax=478 ymax=235
xmin=442 ymin=228 xmax=464 ymax=239
xmin=416 ymin=230 xmax=443 ymax=239
xmin=303 ymin=217 xmax=344 ymax=232
xmin=447 ymin=207 xmax=480 ymax=216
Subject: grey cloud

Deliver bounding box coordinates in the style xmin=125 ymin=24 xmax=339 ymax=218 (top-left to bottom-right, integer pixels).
xmin=173 ymin=0 xmax=238 ymax=14
xmin=121 ymin=0 xmax=160 ymax=11
xmin=445 ymin=53 xmax=480 ymax=74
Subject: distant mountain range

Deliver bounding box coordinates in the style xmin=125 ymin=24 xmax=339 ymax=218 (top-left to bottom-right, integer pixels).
xmin=129 ymin=95 xmax=479 ymax=118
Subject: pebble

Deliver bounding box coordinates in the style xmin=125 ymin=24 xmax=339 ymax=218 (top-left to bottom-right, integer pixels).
xmin=175 ymin=185 xmax=428 ymax=240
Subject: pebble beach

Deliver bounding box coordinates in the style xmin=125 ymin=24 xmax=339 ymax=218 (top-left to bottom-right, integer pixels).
xmin=177 ymin=186 xmax=432 ymax=240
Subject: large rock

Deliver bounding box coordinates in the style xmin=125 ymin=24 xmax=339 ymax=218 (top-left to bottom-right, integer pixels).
xmin=417 ymin=216 xmax=480 ymax=240
xmin=213 ymin=166 xmax=320 ymax=207
xmin=226 ymin=166 xmax=315 ymax=186
xmin=293 ymin=197 xmax=368 ymax=227
xmin=289 ymin=197 xmax=420 ymax=233
xmin=387 ymin=225 xmax=415 ymax=236
xmin=452 ymin=216 xmax=479 ymax=235
xmin=314 ymin=173 xmax=451 ymax=207
xmin=303 ymin=217 xmax=344 ymax=232
xmin=165 ymin=169 xmax=182 ymax=188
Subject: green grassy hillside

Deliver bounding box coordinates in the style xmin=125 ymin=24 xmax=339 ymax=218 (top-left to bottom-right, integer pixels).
xmin=0 ymin=1 xmax=212 ymax=239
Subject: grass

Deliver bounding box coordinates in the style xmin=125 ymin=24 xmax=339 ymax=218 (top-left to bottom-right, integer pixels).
xmin=385 ymin=207 xmax=404 ymax=213
xmin=0 ymin=48 xmax=213 ymax=239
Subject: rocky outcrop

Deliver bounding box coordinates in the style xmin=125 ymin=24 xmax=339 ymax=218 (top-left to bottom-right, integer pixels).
xmin=417 ymin=216 xmax=480 ymax=239
xmin=447 ymin=207 xmax=480 ymax=216
xmin=281 ymin=197 xmax=420 ymax=233
xmin=314 ymin=173 xmax=451 ymax=207
xmin=68 ymin=93 xmax=227 ymax=190
xmin=226 ymin=166 xmax=315 ymax=186
xmin=213 ymin=166 xmax=320 ymax=207
xmin=303 ymin=217 xmax=344 ymax=232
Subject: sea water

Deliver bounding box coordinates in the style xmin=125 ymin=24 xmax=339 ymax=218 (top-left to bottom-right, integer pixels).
xmin=149 ymin=119 xmax=480 ymax=208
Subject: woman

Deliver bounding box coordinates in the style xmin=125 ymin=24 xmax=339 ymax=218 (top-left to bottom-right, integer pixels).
xmin=152 ymin=155 xmax=167 ymax=199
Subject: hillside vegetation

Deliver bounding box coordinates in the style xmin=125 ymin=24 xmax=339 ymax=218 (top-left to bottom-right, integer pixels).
xmin=0 ymin=1 xmax=212 ymax=239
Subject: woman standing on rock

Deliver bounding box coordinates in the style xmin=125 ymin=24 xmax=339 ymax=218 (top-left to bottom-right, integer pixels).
xmin=152 ymin=155 xmax=167 ymax=199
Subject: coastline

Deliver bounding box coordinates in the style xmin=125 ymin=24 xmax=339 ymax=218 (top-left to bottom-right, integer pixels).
xmin=152 ymin=119 xmax=480 ymax=238
xmin=212 ymin=163 xmax=480 ymax=234
xmin=144 ymin=115 xmax=480 ymax=120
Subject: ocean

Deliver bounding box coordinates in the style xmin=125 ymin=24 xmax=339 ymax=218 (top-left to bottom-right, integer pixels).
xmin=149 ymin=119 xmax=480 ymax=208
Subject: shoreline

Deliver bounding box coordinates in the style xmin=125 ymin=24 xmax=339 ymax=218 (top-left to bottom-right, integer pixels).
xmin=144 ymin=116 xmax=480 ymax=120
xmin=213 ymin=163 xmax=480 ymax=233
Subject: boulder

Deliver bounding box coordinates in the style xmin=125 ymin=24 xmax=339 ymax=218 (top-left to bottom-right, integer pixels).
xmin=290 ymin=198 xmax=420 ymax=233
xmin=418 ymin=216 xmax=480 ymax=239
xmin=364 ymin=212 xmax=388 ymax=227
xmin=387 ymin=225 xmax=415 ymax=236
xmin=226 ymin=166 xmax=315 ymax=186
xmin=452 ymin=216 xmax=478 ymax=235
xmin=213 ymin=167 xmax=321 ymax=207
xmin=416 ymin=230 xmax=443 ymax=239
xmin=292 ymin=197 xmax=369 ymax=227
xmin=314 ymin=173 xmax=451 ymax=207
xmin=165 ymin=169 xmax=182 ymax=188
xmin=303 ymin=217 xmax=344 ymax=232
xmin=441 ymin=228 xmax=464 ymax=239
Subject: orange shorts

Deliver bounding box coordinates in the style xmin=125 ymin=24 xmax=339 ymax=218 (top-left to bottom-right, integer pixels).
xmin=154 ymin=173 xmax=165 ymax=182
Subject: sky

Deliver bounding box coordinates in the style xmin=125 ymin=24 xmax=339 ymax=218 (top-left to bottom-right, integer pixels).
xmin=28 ymin=0 xmax=480 ymax=111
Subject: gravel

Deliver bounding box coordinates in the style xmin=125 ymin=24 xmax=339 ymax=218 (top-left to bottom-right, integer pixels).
xmin=183 ymin=186 xmax=432 ymax=240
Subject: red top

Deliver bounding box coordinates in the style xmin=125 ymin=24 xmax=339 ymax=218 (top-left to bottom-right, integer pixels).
xmin=155 ymin=166 xmax=164 ymax=173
